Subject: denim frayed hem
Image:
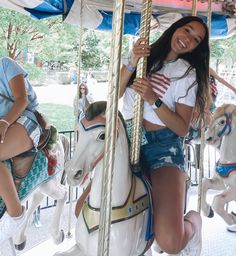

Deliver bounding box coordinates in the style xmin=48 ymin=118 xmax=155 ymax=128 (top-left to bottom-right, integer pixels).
xmin=150 ymin=162 xmax=186 ymax=173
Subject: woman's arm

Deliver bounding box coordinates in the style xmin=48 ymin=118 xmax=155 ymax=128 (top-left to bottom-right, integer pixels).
xmin=0 ymin=74 xmax=28 ymax=143
xmin=119 ymin=38 xmax=150 ymax=98
xmin=210 ymin=67 xmax=236 ymax=94
xmin=132 ymin=77 xmax=194 ymax=136
xmin=3 ymin=74 xmax=28 ymax=125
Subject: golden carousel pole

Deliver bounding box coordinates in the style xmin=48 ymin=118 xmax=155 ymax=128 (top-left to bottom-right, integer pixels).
xmin=97 ymin=1 xmax=125 ymax=255
xmin=66 ymin=0 xmax=84 ymax=238
xmin=130 ymin=0 xmax=152 ymax=167
xmin=73 ymin=0 xmax=84 ymax=147
xmin=192 ymin=0 xmax=198 ymax=16
xmin=197 ymin=0 xmax=213 ymax=213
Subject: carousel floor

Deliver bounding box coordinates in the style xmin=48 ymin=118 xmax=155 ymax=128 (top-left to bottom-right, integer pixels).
xmin=0 ymin=187 xmax=235 ymax=256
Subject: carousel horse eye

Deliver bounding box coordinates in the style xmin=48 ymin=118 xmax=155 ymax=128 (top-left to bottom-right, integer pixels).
xmin=219 ymin=120 xmax=225 ymax=125
xmin=97 ymin=132 xmax=105 ymax=141
xmin=74 ymin=170 xmax=83 ymax=180
xmin=206 ymin=136 xmax=212 ymax=142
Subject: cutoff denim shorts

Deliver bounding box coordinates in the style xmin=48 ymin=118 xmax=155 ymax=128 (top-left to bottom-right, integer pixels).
xmin=16 ymin=116 xmax=41 ymax=149
xmin=140 ymin=127 xmax=185 ymax=173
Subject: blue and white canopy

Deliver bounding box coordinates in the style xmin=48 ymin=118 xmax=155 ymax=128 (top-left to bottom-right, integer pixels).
xmin=0 ymin=0 xmax=236 ymax=39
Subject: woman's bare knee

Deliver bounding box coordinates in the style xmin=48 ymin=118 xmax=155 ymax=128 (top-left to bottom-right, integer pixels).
xmin=156 ymin=233 xmax=183 ymax=254
xmin=0 ymin=149 xmax=6 ymax=161
xmin=0 ymin=125 xmax=33 ymax=160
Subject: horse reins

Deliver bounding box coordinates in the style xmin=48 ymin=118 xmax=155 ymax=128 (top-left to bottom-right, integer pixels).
xmin=217 ymin=112 xmax=232 ymax=138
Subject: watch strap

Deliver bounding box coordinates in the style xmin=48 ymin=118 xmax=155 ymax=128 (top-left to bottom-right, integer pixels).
xmin=152 ymin=98 xmax=163 ymax=109
xmin=126 ymin=62 xmax=136 ymax=73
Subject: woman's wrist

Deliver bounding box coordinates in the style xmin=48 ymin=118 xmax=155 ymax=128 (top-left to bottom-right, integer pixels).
xmin=0 ymin=119 xmax=10 ymax=127
xmin=125 ymin=62 xmax=136 ymax=73
xmin=149 ymin=97 xmax=163 ymax=109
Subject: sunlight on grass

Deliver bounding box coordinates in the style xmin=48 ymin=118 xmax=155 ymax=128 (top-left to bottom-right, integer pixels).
xmin=38 ymin=103 xmax=75 ymax=132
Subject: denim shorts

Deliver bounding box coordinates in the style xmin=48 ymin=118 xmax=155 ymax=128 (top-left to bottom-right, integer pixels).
xmin=140 ymin=128 xmax=185 ymax=173
xmin=16 ymin=116 xmax=41 ymax=149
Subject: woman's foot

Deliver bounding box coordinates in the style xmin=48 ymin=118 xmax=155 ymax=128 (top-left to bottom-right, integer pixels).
xmin=0 ymin=206 xmax=26 ymax=244
xmin=180 ymin=210 xmax=202 ymax=256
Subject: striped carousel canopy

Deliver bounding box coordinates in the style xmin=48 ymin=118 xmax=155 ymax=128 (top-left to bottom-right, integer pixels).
xmin=0 ymin=0 xmax=236 ymax=38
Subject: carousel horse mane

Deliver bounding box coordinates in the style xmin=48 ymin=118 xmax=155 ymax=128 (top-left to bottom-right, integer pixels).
xmin=211 ymin=103 xmax=236 ymax=121
xmin=85 ymin=101 xmax=107 ymax=120
xmin=85 ymin=101 xmax=128 ymax=136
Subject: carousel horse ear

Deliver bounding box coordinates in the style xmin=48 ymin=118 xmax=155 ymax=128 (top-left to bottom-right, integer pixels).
xmin=85 ymin=101 xmax=107 ymax=120
xmin=225 ymin=103 xmax=236 ymax=114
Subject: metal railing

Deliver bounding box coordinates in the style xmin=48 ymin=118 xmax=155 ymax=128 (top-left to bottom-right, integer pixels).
xmin=29 ymin=130 xmax=81 ymax=226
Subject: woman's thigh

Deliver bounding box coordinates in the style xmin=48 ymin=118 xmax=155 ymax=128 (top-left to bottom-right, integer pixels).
xmin=0 ymin=123 xmax=33 ymax=161
xmin=150 ymin=166 xmax=186 ymax=236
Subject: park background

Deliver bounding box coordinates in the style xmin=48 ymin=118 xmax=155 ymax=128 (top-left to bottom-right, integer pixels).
xmin=1 ymin=7 xmax=236 ymax=133
xmin=1 ymin=5 xmax=236 ymax=256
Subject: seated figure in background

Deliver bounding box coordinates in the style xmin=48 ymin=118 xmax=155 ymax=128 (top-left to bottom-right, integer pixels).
xmin=0 ymin=57 xmax=42 ymax=243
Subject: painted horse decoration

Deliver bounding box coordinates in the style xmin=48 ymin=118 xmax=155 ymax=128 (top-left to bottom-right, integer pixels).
xmin=54 ymin=101 xmax=155 ymax=256
xmin=202 ymin=103 xmax=236 ymax=232
xmin=0 ymin=130 xmax=70 ymax=250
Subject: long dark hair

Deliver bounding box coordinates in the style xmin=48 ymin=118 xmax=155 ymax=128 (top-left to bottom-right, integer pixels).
xmin=130 ymin=15 xmax=210 ymax=125
xmin=79 ymin=83 xmax=89 ymax=98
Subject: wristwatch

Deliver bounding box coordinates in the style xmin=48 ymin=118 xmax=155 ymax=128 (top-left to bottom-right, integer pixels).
xmin=152 ymin=98 xmax=163 ymax=109
xmin=126 ymin=62 xmax=136 ymax=73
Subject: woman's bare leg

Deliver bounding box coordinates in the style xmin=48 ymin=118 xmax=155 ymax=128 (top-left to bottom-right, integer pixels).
xmin=0 ymin=123 xmax=33 ymax=217
xmin=150 ymin=166 xmax=194 ymax=254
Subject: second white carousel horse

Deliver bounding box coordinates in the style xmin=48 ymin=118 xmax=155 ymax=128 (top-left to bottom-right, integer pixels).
xmin=202 ymin=103 xmax=236 ymax=232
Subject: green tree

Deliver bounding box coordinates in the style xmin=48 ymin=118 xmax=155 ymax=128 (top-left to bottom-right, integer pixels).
xmin=0 ymin=7 xmax=59 ymax=59
xmin=39 ymin=22 xmax=80 ymax=65
xmin=0 ymin=8 xmax=135 ymax=72
xmin=210 ymin=35 xmax=236 ymax=70
xmin=81 ymin=30 xmax=109 ymax=69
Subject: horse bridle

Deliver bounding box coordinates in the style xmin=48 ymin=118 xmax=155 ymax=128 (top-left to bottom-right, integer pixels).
xmin=217 ymin=112 xmax=232 ymax=138
xmin=79 ymin=116 xmax=120 ymax=171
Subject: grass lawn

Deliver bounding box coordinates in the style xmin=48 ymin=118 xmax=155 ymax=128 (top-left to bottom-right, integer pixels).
xmin=38 ymin=103 xmax=75 ymax=132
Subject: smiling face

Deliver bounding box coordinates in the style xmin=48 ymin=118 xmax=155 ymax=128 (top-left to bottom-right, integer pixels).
xmin=167 ymin=21 xmax=206 ymax=60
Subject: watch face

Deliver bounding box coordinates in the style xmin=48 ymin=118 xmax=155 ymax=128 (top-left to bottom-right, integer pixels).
xmin=155 ymin=99 xmax=163 ymax=108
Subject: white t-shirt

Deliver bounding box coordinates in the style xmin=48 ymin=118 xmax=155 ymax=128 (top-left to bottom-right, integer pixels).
xmin=122 ymin=58 xmax=198 ymax=126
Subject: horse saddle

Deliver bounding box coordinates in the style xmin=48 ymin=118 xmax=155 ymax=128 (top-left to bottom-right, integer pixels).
xmin=1 ymin=133 xmax=60 ymax=218
xmin=13 ymin=126 xmax=50 ymax=170
xmin=9 ymin=122 xmax=52 ymax=193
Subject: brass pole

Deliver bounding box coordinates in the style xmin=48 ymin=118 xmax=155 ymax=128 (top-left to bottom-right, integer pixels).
xmin=67 ymin=0 xmax=84 ymax=238
xmin=97 ymin=0 xmax=125 ymax=255
xmin=197 ymin=0 xmax=212 ymax=213
xmin=192 ymin=0 xmax=198 ymax=16
xmin=130 ymin=0 xmax=152 ymax=166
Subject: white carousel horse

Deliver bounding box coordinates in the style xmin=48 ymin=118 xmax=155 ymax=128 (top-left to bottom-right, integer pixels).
xmin=54 ymin=101 xmax=154 ymax=256
xmin=202 ymin=103 xmax=236 ymax=232
xmin=0 ymin=133 xmax=70 ymax=251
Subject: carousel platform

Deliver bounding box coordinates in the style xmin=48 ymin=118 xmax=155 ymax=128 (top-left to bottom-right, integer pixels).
xmin=0 ymin=186 xmax=235 ymax=256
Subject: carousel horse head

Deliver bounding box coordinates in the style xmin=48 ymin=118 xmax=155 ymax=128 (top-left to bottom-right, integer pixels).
xmin=66 ymin=101 xmax=108 ymax=186
xmin=205 ymin=103 xmax=236 ymax=148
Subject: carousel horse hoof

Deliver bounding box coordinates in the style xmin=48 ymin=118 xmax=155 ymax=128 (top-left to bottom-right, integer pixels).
xmin=208 ymin=207 xmax=214 ymax=218
xmin=227 ymin=224 xmax=236 ymax=233
xmin=54 ymin=244 xmax=83 ymax=256
xmin=53 ymin=229 xmax=65 ymax=245
xmin=15 ymin=240 xmax=26 ymax=251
